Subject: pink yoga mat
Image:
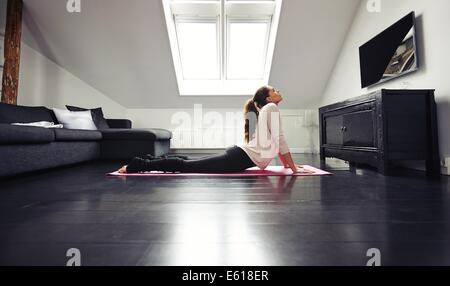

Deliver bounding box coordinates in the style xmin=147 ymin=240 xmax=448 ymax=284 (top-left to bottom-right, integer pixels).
xmin=108 ymin=165 xmax=332 ymax=177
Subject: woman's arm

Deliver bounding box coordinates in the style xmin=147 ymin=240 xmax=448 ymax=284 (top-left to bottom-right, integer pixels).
xmin=278 ymin=153 xmax=289 ymax=168
xmin=265 ymin=104 xmax=312 ymax=173
xmin=281 ymin=152 xmax=298 ymax=173
xmin=266 ymin=105 xmax=296 ymax=172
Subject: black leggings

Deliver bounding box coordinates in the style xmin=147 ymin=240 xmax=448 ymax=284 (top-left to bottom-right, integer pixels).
xmin=126 ymin=145 xmax=256 ymax=173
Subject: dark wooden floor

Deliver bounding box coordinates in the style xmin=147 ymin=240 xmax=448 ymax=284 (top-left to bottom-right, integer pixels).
xmin=0 ymin=154 xmax=449 ymax=266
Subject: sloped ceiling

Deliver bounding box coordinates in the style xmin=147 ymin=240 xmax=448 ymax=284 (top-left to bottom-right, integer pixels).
xmin=21 ymin=0 xmax=360 ymax=109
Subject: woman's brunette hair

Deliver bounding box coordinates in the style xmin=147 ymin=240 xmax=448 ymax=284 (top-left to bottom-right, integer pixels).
xmin=243 ymin=86 xmax=271 ymax=143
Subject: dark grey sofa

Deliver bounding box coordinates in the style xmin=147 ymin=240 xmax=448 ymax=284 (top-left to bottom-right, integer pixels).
xmin=0 ymin=103 xmax=172 ymax=177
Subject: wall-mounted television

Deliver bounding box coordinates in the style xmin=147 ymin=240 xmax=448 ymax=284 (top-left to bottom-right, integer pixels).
xmin=359 ymin=12 xmax=419 ymax=89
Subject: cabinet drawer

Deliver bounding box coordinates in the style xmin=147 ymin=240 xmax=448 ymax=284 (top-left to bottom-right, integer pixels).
xmin=324 ymin=115 xmax=343 ymax=145
xmin=343 ymin=110 xmax=376 ymax=147
xmin=323 ymin=102 xmax=376 ymax=148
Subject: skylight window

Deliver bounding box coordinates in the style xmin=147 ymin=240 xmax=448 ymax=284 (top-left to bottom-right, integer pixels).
xmin=176 ymin=20 xmax=220 ymax=80
xmin=163 ymin=0 xmax=283 ymax=96
xmin=227 ymin=21 xmax=269 ymax=79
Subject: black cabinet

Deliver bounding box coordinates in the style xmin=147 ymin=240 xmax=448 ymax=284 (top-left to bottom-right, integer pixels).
xmin=319 ymin=89 xmax=440 ymax=175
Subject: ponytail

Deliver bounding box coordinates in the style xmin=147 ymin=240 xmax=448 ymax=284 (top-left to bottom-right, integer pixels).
xmin=244 ymin=99 xmax=259 ymax=143
xmin=243 ymin=86 xmax=271 ymax=143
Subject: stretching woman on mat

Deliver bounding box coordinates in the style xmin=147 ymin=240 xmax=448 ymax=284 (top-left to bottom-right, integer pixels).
xmin=118 ymin=86 xmax=311 ymax=174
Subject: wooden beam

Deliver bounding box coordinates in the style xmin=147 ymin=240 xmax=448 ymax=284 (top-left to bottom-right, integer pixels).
xmin=1 ymin=0 xmax=23 ymax=105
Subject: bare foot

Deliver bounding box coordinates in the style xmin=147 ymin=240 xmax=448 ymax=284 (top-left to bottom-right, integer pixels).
xmin=118 ymin=165 xmax=128 ymax=173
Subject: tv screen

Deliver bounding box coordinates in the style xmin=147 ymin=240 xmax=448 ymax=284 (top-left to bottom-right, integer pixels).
xmin=359 ymin=12 xmax=418 ymax=89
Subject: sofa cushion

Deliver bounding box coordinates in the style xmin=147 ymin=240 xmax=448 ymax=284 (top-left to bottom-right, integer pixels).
xmin=100 ymin=128 xmax=172 ymax=141
xmin=66 ymin=105 xmax=110 ymax=130
xmin=0 ymin=124 xmax=55 ymax=144
xmin=0 ymin=102 xmax=58 ymax=124
xmin=106 ymin=119 xmax=132 ymax=129
xmin=52 ymin=108 xmax=97 ymax=130
xmin=53 ymin=129 xmax=103 ymax=142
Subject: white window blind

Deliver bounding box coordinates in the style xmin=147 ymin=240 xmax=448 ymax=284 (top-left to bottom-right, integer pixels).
xmin=227 ymin=21 xmax=270 ymax=79
xmin=176 ymin=20 xmax=220 ymax=80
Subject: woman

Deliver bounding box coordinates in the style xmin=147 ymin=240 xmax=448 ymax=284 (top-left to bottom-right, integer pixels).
xmin=118 ymin=86 xmax=311 ymax=174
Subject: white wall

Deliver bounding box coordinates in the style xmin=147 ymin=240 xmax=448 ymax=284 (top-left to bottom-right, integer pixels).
xmin=17 ymin=43 xmax=126 ymax=119
xmin=321 ymin=0 xmax=450 ymax=165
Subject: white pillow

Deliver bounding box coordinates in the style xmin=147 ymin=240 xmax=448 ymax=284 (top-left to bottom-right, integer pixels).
xmin=52 ymin=108 xmax=97 ymax=130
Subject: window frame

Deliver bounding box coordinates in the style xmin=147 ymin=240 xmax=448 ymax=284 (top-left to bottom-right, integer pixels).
xmin=174 ymin=16 xmax=222 ymax=80
xmin=225 ymin=17 xmax=272 ymax=80
xmin=162 ymin=0 xmax=283 ymax=96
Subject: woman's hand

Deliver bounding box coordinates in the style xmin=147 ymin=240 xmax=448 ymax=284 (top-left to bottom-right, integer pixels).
xmin=280 ymin=153 xmax=314 ymax=174
xmin=118 ymin=165 xmax=128 ymax=174
xmin=292 ymin=165 xmax=314 ymax=174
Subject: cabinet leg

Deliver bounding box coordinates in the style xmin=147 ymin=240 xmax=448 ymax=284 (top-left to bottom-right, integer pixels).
xmin=320 ymin=159 xmax=326 ymax=169
xmin=319 ymin=149 xmax=326 ymax=169
xmin=320 ymin=148 xmax=325 ymax=161
xmin=426 ymin=93 xmax=440 ymax=177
